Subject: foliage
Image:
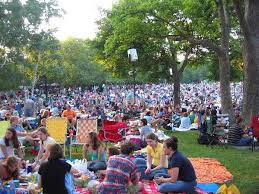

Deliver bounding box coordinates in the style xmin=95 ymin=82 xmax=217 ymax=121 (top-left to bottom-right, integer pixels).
xmin=59 ymin=38 xmax=108 ymax=87
xmin=94 ymin=0 xmax=243 ymax=83
xmin=94 ymin=0 xmax=193 ymax=82
xmin=0 ymin=0 xmax=63 ymax=90
xmin=24 ymin=32 xmax=63 ymax=86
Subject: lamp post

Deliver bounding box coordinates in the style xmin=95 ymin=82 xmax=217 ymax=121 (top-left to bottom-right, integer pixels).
xmin=127 ymin=48 xmax=138 ymax=105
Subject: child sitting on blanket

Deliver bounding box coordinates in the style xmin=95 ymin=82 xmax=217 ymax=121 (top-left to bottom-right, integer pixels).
xmin=82 ymin=132 xmax=106 ymax=173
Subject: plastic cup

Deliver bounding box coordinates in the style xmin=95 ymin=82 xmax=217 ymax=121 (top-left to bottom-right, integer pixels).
xmin=13 ymin=180 xmax=20 ymax=188
xmin=27 ymin=165 xmax=33 ymax=173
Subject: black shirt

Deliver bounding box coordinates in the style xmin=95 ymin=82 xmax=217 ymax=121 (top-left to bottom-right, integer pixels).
xmin=38 ymin=159 xmax=71 ymax=194
xmin=168 ymin=151 xmax=196 ymax=182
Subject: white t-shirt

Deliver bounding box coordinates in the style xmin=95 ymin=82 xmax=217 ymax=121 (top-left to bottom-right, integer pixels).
xmin=0 ymin=138 xmax=14 ymax=159
xmin=42 ymin=136 xmax=56 ymax=151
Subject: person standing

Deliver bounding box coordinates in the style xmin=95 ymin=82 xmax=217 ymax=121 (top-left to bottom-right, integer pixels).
xmin=24 ymin=97 xmax=35 ymax=117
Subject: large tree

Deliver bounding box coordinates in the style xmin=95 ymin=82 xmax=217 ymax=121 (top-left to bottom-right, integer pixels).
xmin=60 ymin=38 xmax=107 ymax=87
xmin=95 ymin=0 xmax=198 ymax=107
xmin=0 ymin=0 xmax=63 ymax=90
xmin=234 ymin=0 xmax=259 ymax=123
xmin=25 ymin=32 xmax=62 ymax=95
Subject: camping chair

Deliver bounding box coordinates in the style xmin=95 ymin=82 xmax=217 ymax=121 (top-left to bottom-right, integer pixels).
xmin=69 ymin=118 xmax=97 ymax=159
xmin=98 ymin=120 xmax=128 ymax=146
xmin=208 ymin=114 xmax=229 ymax=145
xmin=248 ymin=115 xmax=259 ymax=151
xmin=0 ymin=121 xmax=9 ymax=137
xmin=206 ymin=115 xmax=228 ymax=146
xmin=46 ymin=117 xmax=67 ymax=155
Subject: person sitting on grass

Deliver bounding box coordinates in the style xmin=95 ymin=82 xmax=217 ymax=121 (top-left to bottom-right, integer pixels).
xmin=97 ymin=141 xmax=140 ymax=194
xmin=154 ymin=136 xmax=197 ymax=194
xmin=82 ymin=132 xmax=106 ymax=173
xmin=0 ymin=156 xmax=22 ymax=181
xmin=0 ymin=127 xmax=23 ymax=162
xmin=139 ymin=118 xmax=153 ymax=147
xmin=38 ymin=144 xmax=79 ymax=194
xmin=32 ymin=127 xmax=56 ymax=170
xmin=96 ymin=146 xmax=120 ymax=178
xmin=134 ymin=133 xmax=168 ymax=180
xmin=10 ymin=116 xmax=35 ymax=146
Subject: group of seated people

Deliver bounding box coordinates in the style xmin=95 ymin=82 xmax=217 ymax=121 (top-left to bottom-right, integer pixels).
xmin=0 ymin=101 xmax=256 ymax=194
xmin=0 ymin=119 xmax=198 ymax=194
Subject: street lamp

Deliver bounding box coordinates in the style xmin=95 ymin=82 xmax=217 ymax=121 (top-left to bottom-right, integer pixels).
xmin=127 ymin=48 xmax=138 ymax=105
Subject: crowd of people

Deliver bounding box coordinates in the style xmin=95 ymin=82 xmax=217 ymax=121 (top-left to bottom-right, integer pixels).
xmin=0 ymin=82 xmax=254 ymax=194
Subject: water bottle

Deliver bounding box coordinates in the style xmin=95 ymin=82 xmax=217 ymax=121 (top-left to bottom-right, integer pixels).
xmin=0 ymin=178 xmax=3 ymax=193
xmin=9 ymin=181 xmax=15 ymax=194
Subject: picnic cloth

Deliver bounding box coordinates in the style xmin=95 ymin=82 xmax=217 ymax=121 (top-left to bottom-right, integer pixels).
xmin=189 ymin=158 xmax=233 ymax=184
xmin=75 ymin=180 xmax=208 ymax=194
xmin=141 ymin=180 xmax=208 ymax=194
xmin=197 ymin=183 xmax=219 ymax=194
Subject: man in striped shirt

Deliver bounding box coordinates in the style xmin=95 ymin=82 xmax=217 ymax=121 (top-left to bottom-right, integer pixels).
xmin=98 ymin=141 xmax=140 ymax=194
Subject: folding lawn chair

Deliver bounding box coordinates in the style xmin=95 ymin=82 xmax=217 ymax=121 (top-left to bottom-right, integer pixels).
xmin=248 ymin=115 xmax=259 ymax=151
xmin=46 ymin=117 xmax=67 ymax=155
xmin=98 ymin=120 xmax=128 ymax=146
xmin=0 ymin=120 xmax=9 ymax=137
xmin=68 ymin=118 xmax=97 ymax=159
xmin=206 ymin=115 xmax=228 ymax=146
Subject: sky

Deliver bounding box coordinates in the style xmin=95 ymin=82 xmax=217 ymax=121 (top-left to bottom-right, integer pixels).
xmin=51 ymin=0 xmax=117 ymax=40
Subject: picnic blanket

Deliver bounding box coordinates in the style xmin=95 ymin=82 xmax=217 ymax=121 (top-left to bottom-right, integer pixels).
xmin=189 ymin=158 xmax=233 ymax=184
xmin=75 ymin=180 xmax=208 ymax=194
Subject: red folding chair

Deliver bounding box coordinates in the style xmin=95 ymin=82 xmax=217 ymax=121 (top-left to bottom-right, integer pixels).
xmin=248 ymin=115 xmax=259 ymax=151
xmin=98 ymin=120 xmax=128 ymax=143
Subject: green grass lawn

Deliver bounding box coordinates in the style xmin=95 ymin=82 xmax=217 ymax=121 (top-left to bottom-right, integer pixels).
xmin=25 ymin=130 xmax=259 ymax=193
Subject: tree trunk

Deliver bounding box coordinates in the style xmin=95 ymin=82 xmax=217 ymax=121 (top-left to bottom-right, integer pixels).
xmin=217 ymin=0 xmax=234 ymax=122
xmin=238 ymin=0 xmax=259 ymax=124
xmin=173 ymin=74 xmax=181 ymax=108
xmin=31 ymin=50 xmax=42 ymax=96
xmin=218 ymin=54 xmax=234 ymax=120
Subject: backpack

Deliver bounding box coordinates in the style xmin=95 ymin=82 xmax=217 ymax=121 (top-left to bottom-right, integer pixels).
xmin=197 ymin=133 xmax=209 ymax=145
xmin=197 ymin=133 xmax=218 ymax=145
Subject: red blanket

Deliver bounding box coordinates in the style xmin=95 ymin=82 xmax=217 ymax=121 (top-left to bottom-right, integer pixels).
xmin=75 ymin=181 xmax=208 ymax=194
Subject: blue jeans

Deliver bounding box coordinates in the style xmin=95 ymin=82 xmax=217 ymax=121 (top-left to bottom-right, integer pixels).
xmin=235 ymin=137 xmax=253 ymax=146
xmin=133 ymin=158 xmax=168 ymax=180
xmin=154 ymin=174 xmax=197 ymax=193
xmin=24 ymin=109 xmax=33 ymax=117
xmin=87 ymin=161 xmax=106 ymax=173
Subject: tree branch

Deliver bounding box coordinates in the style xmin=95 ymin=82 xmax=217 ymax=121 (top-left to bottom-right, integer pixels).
xmin=167 ymin=34 xmax=224 ymax=56
xmin=0 ymin=57 xmax=7 ymax=68
xmin=233 ymin=0 xmax=250 ymax=40
xmin=179 ymin=48 xmax=191 ymax=73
